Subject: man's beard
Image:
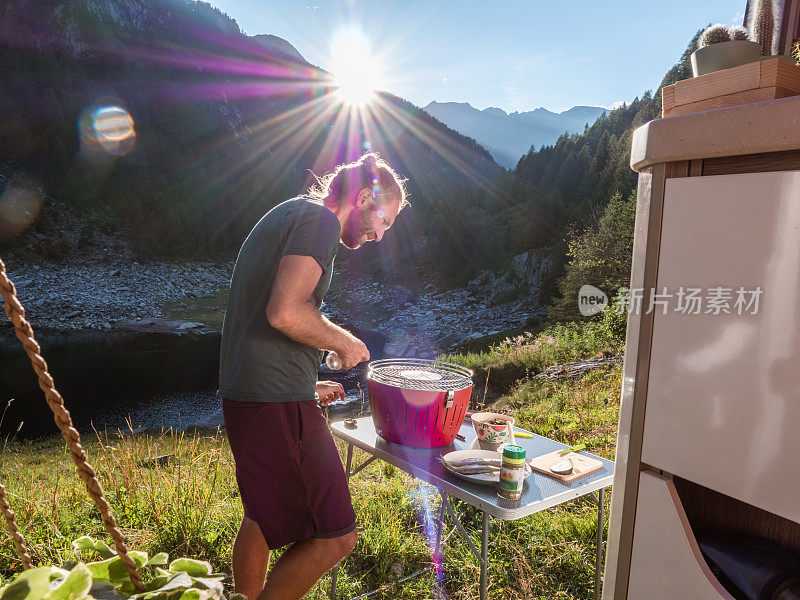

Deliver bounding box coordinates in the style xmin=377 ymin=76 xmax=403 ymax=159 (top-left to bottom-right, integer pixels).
xmin=341 ymin=206 xmax=372 ymax=249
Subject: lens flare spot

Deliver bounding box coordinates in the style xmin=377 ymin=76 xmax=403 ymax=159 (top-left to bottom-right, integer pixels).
xmin=405 ymin=484 xmax=446 ymax=596
xmin=94 ymin=106 xmax=134 ymax=142
xmin=0 ymin=175 xmax=44 ymax=238
xmin=80 ymin=104 xmax=136 ymax=158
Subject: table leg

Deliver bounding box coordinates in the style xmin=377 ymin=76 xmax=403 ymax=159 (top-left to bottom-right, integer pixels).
xmin=594 ymin=487 xmax=605 ymax=600
xmin=480 ymin=511 xmax=489 ymax=600
xmin=329 ymin=442 xmax=354 ymax=600
xmin=345 ymin=443 xmax=354 ymax=479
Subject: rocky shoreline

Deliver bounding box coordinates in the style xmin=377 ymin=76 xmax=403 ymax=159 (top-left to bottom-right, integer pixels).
xmin=2 ymin=254 xmax=546 ymax=356
xmin=324 ymin=276 xmax=544 ymax=358
xmin=4 ymin=259 xmax=234 ymax=332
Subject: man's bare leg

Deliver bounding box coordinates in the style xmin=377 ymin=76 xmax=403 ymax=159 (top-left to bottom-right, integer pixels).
xmin=232 ymin=516 xmax=270 ymax=600
xmin=259 ymin=529 xmax=358 ymax=600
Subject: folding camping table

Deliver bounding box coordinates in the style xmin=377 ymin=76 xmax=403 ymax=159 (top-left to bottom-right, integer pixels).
xmin=328 ymin=416 xmax=614 ymax=600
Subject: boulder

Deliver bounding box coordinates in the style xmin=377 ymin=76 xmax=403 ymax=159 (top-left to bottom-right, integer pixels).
xmin=467 ymin=270 xmax=493 ymax=296
xmin=488 ymin=276 xmax=521 ymax=306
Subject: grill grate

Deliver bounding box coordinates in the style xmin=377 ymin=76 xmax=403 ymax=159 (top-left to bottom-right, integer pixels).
xmin=368 ymin=358 xmax=472 ymax=391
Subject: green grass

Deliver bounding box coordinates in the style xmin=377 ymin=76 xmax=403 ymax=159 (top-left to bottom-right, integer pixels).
xmin=497 ymin=367 xmax=622 ymax=460
xmin=0 ymin=433 xmax=611 ymax=599
xmin=0 ymin=322 xmax=623 ymax=599
xmin=444 ymin=320 xmax=623 ymax=402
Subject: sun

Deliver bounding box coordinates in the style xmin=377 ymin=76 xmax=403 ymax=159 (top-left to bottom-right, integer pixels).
xmin=329 ymin=28 xmax=384 ymax=106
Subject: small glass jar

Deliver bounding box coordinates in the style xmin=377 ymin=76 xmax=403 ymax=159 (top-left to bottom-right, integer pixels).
xmin=497 ymin=444 xmax=527 ymax=501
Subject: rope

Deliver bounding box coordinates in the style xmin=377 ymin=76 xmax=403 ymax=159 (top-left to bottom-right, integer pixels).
xmin=0 ymin=257 xmax=145 ymax=592
xmin=0 ymin=482 xmax=33 ymax=570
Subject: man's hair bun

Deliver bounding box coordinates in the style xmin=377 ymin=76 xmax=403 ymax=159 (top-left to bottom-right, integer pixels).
xmin=308 ymin=152 xmax=409 ymax=210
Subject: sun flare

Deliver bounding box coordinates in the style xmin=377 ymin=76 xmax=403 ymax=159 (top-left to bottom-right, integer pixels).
xmin=330 ymin=28 xmax=384 ymax=106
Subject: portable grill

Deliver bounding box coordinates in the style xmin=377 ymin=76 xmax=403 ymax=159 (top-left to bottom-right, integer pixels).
xmin=367 ymin=358 xmax=473 ymax=447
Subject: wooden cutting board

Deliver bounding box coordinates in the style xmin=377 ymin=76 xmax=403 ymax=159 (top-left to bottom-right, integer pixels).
xmin=528 ymin=451 xmax=603 ymax=483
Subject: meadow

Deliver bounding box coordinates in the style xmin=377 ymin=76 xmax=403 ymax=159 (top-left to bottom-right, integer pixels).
xmin=0 ymin=321 xmax=623 ymax=600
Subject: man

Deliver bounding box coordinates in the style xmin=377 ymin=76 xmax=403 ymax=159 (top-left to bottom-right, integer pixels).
xmin=219 ymin=152 xmax=407 ymax=600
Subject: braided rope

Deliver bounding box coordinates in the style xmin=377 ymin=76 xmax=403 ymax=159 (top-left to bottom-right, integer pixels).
xmin=0 ymin=481 xmax=33 ymax=570
xmin=0 ymin=257 xmax=144 ymax=592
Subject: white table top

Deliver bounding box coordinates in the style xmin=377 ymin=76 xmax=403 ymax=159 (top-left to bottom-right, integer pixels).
xmin=330 ymin=416 xmax=614 ymax=520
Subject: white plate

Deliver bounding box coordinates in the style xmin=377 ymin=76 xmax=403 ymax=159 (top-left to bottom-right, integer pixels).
xmin=441 ymin=449 xmax=532 ymax=486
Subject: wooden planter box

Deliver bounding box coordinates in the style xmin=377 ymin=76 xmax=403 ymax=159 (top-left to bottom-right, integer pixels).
xmin=662 ymin=57 xmax=800 ymax=118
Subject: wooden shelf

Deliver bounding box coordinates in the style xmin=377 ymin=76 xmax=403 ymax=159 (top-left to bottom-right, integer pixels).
xmin=662 ymin=58 xmax=800 ymax=118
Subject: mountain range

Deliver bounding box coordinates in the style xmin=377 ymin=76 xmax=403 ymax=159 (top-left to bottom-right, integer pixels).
xmin=424 ymin=102 xmax=608 ymax=168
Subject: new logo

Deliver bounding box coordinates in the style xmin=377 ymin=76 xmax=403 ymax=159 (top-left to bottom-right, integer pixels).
xmin=578 ymin=285 xmax=609 ymax=317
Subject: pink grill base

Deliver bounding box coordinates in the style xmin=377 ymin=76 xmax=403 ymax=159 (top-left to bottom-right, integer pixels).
xmin=368 ymin=379 xmax=472 ymax=447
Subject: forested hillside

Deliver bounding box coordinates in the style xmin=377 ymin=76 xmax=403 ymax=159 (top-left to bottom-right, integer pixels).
xmin=0 ymin=0 xmax=498 ymax=283
xmin=428 ymin=32 xmax=701 ymax=311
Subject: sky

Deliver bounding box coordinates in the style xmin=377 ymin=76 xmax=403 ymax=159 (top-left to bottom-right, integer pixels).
xmin=209 ymin=0 xmax=746 ymax=114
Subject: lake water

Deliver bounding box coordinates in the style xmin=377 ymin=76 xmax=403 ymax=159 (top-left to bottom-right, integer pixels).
xmin=0 ymin=328 xmax=370 ymax=439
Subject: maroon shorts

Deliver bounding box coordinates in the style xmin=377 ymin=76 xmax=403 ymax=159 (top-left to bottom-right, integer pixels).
xmin=223 ymin=398 xmax=356 ymax=549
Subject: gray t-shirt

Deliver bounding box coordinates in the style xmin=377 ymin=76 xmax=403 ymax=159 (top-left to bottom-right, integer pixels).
xmin=218 ymin=197 xmax=341 ymax=402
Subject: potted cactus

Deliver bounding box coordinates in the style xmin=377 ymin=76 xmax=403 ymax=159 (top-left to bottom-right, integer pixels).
xmin=691 ymin=23 xmax=761 ymax=77
xmin=750 ymin=0 xmax=776 ymax=56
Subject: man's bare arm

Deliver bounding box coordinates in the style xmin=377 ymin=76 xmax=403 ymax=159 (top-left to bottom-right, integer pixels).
xmin=266 ymin=255 xmax=369 ymax=368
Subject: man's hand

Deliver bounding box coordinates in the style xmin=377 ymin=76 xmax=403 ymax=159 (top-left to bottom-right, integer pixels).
xmin=336 ymin=336 xmax=370 ymax=369
xmin=316 ymin=380 xmax=345 ymax=406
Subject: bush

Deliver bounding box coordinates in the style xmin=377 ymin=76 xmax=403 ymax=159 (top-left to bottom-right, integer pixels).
xmin=548 ymin=190 xmax=637 ymax=321
xmin=597 ymin=290 xmax=628 ymax=346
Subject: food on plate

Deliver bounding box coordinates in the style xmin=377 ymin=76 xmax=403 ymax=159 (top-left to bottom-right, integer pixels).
xmin=448 ymin=457 xmax=502 ymax=468
xmin=549 ymin=458 xmax=574 ymax=475
xmin=451 ymin=465 xmax=501 ymax=475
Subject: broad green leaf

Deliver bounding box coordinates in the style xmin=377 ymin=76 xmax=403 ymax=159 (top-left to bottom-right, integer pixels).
xmin=167 ymin=560 xmax=211 ymax=578
xmin=107 ymin=558 xmax=131 ymax=585
xmin=130 ymin=552 xmax=149 ymax=569
xmin=95 ymin=551 xmax=149 ymax=586
xmin=43 ymin=563 xmax=92 ymax=600
xmin=71 ymin=537 xmax=96 ymax=554
xmin=157 ymin=573 xmax=193 ymax=592
xmin=93 ymin=542 xmax=116 ymax=560
xmin=178 ymin=590 xmax=200 ymax=600
xmin=86 ymin=557 xmax=114 ymax=581
xmin=188 ymin=577 xmax=223 ymax=590
xmin=189 ymin=578 xmax=222 ymax=600
xmin=1 ymin=567 xmax=56 ymax=600
xmin=143 ymin=575 xmax=170 ymax=592
xmin=145 ymin=553 xmax=169 ymax=568
xmin=117 ymin=581 xmax=136 ymax=595
xmin=0 ymin=579 xmax=33 ymax=600
xmin=135 ymin=572 xmax=193 ymax=599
